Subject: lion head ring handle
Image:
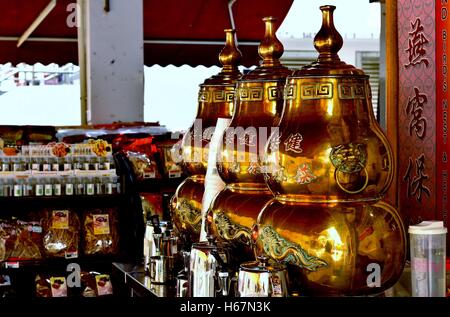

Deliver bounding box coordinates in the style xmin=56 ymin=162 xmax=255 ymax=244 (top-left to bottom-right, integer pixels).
xmin=330 ymin=143 xmax=369 ymax=195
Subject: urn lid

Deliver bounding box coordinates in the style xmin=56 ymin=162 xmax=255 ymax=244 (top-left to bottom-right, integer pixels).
xmin=293 ymin=5 xmax=366 ymax=77
xmin=241 ymin=17 xmax=292 ymax=81
xmin=240 ymin=255 xmax=287 ymax=273
xmin=202 ymin=29 xmax=243 ymax=86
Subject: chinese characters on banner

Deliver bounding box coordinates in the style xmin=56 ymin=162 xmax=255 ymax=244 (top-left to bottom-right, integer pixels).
xmin=402 ymin=16 xmax=431 ymax=206
xmin=397 ymin=0 xmax=449 ymax=250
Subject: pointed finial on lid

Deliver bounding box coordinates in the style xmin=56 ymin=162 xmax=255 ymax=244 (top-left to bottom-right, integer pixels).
xmin=314 ymin=5 xmax=343 ymax=63
xmin=258 ymin=17 xmax=284 ymax=67
xmin=219 ymin=29 xmax=242 ymax=72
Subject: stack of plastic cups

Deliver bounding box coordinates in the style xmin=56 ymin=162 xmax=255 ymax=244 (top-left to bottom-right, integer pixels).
xmin=409 ymin=221 xmax=447 ymax=297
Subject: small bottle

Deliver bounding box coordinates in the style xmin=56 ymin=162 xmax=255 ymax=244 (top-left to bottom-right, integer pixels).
xmin=2 ymin=157 xmax=10 ymax=172
xmin=31 ymin=157 xmax=40 ymax=172
xmin=64 ymin=157 xmax=72 ymax=171
xmin=14 ymin=179 xmax=23 ymax=197
xmin=83 ymin=156 xmax=90 ymax=171
xmin=65 ymin=177 xmax=74 ymax=196
xmin=35 ymin=178 xmax=44 ymax=196
xmin=105 ymin=177 xmax=113 ymax=195
xmin=76 ymin=177 xmax=85 ymax=195
xmin=54 ymin=179 xmax=62 ymax=196
xmin=23 ymin=178 xmax=33 ymax=196
xmin=42 ymin=158 xmax=51 ymax=172
xmin=115 ymin=176 xmax=121 ymax=194
xmin=95 ymin=177 xmax=103 ymax=195
xmin=52 ymin=157 xmax=60 ymax=172
xmin=104 ymin=157 xmax=111 ymax=170
xmin=86 ymin=177 xmax=95 ymax=195
xmin=44 ymin=178 xmax=53 ymax=196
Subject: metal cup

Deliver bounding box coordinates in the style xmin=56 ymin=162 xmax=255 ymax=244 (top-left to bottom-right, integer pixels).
xmin=237 ymin=256 xmax=289 ymax=297
xmin=150 ymin=255 xmax=174 ymax=284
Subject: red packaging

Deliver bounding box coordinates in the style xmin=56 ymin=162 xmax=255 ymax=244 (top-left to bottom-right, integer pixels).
xmin=396 ymin=0 xmax=449 ymax=253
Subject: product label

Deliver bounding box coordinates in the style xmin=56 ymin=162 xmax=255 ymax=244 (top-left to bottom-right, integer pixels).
xmin=168 ymin=170 xmax=182 ymax=178
xmin=50 ymin=277 xmax=68 ymax=297
xmin=5 ymin=262 xmax=19 ymax=269
xmin=93 ymin=214 xmax=110 ymax=235
xmin=64 ymin=164 xmax=72 ymax=171
xmin=52 ymin=163 xmax=59 ymax=171
xmin=31 ymin=163 xmax=40 ymax=171
xmin=52 ymin=210 xmax=69 ymax=229
xmin=42 ymin=164 xmax=51 ymax=172
xmin=95 ymin=274 xmax=113 ymax=296
xmin=64 ymin=251 xmax=78 ymax=259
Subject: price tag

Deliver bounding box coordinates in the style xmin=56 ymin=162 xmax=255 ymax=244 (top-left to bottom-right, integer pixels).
xmin=5 ymin=262 xmax=19 ymax=269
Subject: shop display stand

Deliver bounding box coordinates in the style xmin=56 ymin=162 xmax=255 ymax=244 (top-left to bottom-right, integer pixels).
xmin=0 ymin=152 xmax=143 ymax=298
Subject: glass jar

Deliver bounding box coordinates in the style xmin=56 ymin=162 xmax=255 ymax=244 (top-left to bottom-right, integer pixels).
xmin=54 ymin=179 xmax=62 ymax=196
xmin=65 ymin=177 xmax=74 ymax=196
xmin=13 ymin=179 xmax=23 ymax=197
xmin=75 ymin=177 xmax=85 ymax=195
xmin=86 ymin=177 xmax=95 ymax=195
xmin=35 ymin=178 xmax=44 ymax=196
xmin=44 ymin=178 xmax=53 ymax=196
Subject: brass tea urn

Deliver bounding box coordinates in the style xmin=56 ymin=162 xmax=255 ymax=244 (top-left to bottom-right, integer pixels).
xmin=207 ymin=17 xmax=292 ymax=259
xmin=254 ymin=6 xmax=406 ymax=296
xmin=171 ymin=29 xmax=243 ymax=243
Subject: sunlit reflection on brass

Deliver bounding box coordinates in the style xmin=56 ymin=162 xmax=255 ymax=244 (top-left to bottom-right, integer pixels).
xmin=171 ymin=30 xmax=242 ymax=242
xmin=254 ymin=200 xmax=406 ymax=296
xmin=256 ymin=5 xmax=406 ymax=296
xmin=209 ymin=17 xmax=291 ymax=259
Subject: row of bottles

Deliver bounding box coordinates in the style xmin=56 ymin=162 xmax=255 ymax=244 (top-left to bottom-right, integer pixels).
xmin=0 ymin=176 xmax=121 ymax=197
xmin=0 ymin=155 xmax=115 ymax=173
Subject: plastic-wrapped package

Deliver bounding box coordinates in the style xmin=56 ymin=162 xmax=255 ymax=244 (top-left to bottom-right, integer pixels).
xmin=126 ymin=151 xmax=160 ymax=180
xmin=10 ymin=220 xmax=42 ymax=261
xmin=83 ymin=208 xmax=119 ymax=256
xmin=43 ymin=210 xmax=80 ymax=258
xmin=0 ymin=221 xmax=15 ymax=261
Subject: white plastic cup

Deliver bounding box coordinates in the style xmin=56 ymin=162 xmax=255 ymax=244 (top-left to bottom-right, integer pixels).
xmin=409 ymin=221 xmax=447 ymax=297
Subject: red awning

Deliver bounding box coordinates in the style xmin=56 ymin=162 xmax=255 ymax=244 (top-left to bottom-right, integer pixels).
xmin=0 ymin=0 xmax=293 ymax=67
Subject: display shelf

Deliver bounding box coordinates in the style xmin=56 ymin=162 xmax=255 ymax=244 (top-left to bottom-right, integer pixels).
xmin=0 ymin=194 xmax=124 ymax=206
xmin=1 ymin=256 xmax=128 ymax=271
xmin=111 ymin=262 xmax=176 ymax=297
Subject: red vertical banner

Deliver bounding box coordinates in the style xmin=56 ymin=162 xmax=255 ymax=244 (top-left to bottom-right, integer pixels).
xmin=398 ymin=0 xmax=437 ymax=225
xmin=397 ymin=0 xmax=449 ymax=252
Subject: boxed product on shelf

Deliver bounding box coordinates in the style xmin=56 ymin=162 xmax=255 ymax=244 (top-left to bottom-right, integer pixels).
xmin=42 ymin=210 xmax=80 ymax=259
xmin=81 ymin=271 xmax=113 ymax=297
xmin=156 ymin=140 xmax=183 ymax=179
xmin=35 ymin=274 xmax=68 ymax=298
xmin=83 ymin=208 xmax=119 ymax=256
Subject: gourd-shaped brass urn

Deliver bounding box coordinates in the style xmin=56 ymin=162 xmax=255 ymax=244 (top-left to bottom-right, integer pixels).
xmin=171 ymin=29 xmax=242 ymax=243
xmin=254 ymin=6 xmax=406 ymax=296
xmin=207 ymin=17 xmax=292 ymax=259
